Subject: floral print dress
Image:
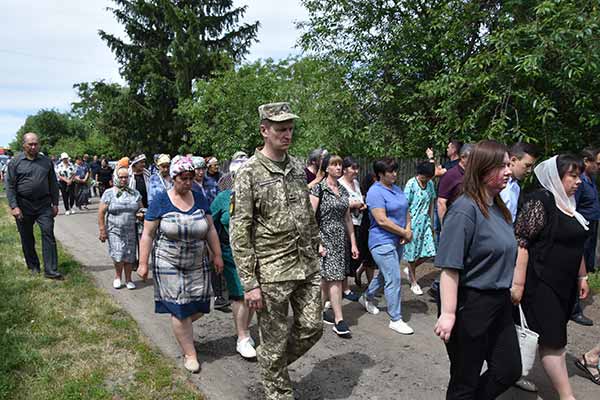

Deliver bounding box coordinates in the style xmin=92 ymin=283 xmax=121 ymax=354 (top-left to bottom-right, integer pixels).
xmin=311 ymin=180 xmax=351 ymax=281
xmin=403 ymin=177 xmax=436 ymax=262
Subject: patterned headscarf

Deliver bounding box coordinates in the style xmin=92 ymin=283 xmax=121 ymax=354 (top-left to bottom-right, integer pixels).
xmin=169 ymin=155 xmax=195 ymax=178
xmin=113 ymin=166 xmax=134 ymax=197
xmin=131 ymin=154 xmax=146 ymax=167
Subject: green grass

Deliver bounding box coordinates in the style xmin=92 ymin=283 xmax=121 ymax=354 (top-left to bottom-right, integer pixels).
xmin=0 ymin=200 xmax=203 ymax=400
xmin=589 ymin=271 xmax=600 ymax=293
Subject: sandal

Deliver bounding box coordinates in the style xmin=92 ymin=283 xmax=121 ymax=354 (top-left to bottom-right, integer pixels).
xmin=574 ymin=354 xmax=600 ymax=385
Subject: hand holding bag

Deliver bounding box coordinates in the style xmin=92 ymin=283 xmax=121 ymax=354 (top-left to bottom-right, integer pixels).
xmin=516 ymin=304 xmax=539 ymax=376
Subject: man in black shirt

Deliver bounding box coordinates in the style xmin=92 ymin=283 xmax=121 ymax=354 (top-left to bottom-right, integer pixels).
xmin=5 ymin=133 xmax=62 ymax=279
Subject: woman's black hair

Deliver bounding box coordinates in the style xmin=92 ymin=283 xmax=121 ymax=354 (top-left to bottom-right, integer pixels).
xmin=342 ymin=156 xmax=359 ymax=171
xmin=556 ymin=154 xmax=582 ymax=179
xmin=416 ymin=160 xmax=435 ymax=178
xmin=373 ymin=158 xmax=399 ymax=180
xmin=581 ymin=147 xmax=599 ymax=162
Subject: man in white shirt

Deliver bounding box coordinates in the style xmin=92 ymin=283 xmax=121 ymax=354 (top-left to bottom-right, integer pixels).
xmin=501 ymin=142 xmax=539 ymax=393
xmin=500 ymin=142 xmax=539 ymax=223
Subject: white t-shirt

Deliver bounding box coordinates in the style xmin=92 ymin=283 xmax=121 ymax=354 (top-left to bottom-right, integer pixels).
xmin=339 ymin=177 xmax=364 ymax=226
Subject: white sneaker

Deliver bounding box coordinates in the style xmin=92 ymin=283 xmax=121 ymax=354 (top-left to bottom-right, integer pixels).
xmin=410 ymin=283 xmax=423 ymax=296
xmin=389 ymin=319 xmax=414 ymax=335
xmin=359 ymin=294 xmax=380 ymax=315
xmin=183 ymin=355 xmax=200 ymax=373
xmin=65 ymin=210 xmax=70 ymax=216
xmin=236 ymin=337 xmax=257 ymax=359
xmin=126 ymin=281 xmax=136 ymax=290
xmin=70 ymin=209 xmax=76 ymax=214
xmin=113 ymin=278 xmax=122 ymax=289
xmin=324 ymin=301 xmax=331 ymax=310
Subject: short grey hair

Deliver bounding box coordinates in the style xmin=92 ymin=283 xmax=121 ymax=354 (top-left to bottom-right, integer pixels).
xmin=460 ymin=143 xmax=474 ymax=158
xmin=308 ymin=148 xmax=324 ymax=165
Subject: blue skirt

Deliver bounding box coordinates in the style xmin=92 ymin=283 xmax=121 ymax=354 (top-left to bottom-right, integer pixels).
xmin=155 ymin=300 xmax=210 ymax=320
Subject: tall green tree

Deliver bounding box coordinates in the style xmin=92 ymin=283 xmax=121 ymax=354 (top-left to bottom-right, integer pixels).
xmin=94 ymin=0 xmax=258 ymax=154
xmin=299 ymin=0 xmax=600 ymax=156
xmin=10 ymin=110 xmax=87 ymax=154
xmin=178 ymin=56 xmax=367 ymax=158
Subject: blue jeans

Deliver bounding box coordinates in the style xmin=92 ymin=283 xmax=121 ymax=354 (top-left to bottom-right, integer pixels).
xmin=366 ymin=243 xmax=403 ymax=321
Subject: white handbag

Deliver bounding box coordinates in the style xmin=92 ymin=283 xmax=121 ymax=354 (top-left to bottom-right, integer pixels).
xmin=515 ymin=304 xmax=539 ymax=376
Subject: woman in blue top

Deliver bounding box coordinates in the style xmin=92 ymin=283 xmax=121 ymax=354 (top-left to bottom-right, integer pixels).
xmin=137 ymin=156 xmax=224 ymax=373
xmin=359 ymin=157 xmax=414 ymax=335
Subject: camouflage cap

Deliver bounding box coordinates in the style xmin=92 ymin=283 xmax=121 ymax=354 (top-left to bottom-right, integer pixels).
xmin=258 ymin=102 xmax=299 ymax=122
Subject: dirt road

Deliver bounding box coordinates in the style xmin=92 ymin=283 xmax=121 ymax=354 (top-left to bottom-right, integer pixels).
xmin=54 ymin=198 xmax=600 ymax=399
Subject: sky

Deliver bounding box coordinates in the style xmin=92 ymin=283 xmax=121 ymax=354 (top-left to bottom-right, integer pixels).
xmin=0 ymin=0 xmax=308 ymax=147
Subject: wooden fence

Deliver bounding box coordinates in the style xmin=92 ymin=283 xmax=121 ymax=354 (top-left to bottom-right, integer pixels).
xmin=223 ymin=156 xmax=431 ymax=187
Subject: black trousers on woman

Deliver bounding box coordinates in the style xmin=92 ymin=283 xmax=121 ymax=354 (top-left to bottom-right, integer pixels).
xmin=444 ymin=288 xmax=521 ymax=400
xmin=59 ymin=181 xmax=75 ymax=211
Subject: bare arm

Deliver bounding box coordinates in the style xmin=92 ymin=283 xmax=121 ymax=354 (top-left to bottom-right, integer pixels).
xmin=578 ymin=256 xmax=590 ymax=299
xmin=137 ymin=219 xmax=160 ymax=280
xmin=437 ymin=197 xmax=448 ymax=221
xmin=98 ymin=202 xmax=108 ymax=242
xmin=434 ymin=269 xmax=459 ymax=342
xmin=205 ymin=215 xmax=224 ymax=273
xmin=370 ymin=208 xmax=411 ymax=239
xmin=345 ymin=209 xmax=359 ymax=259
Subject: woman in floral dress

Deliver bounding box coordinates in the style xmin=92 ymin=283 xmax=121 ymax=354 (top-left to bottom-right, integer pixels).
xmin=403 ymin=161 xmax=437 ymax=295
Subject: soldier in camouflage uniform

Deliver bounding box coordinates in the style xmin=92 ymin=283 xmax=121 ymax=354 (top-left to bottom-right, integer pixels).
xmin=230 ymin=102 xmax=323 ymax=400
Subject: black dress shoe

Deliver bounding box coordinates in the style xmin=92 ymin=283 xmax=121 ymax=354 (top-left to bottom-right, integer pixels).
xmin=571 ymin=313 xmax=593 ymax=326
xmin=44 ymin=271 xmax=63 ymax=280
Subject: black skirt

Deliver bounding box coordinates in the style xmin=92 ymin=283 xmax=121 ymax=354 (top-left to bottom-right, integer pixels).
xmin=521 ymin=273 xmax=575 ymax=349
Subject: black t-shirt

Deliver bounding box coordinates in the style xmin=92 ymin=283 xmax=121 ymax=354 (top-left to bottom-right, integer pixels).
xmin=135 ymin=174 xmax=148 ymax=208
xmin=97 ymin=166 xmax=113 ymax=184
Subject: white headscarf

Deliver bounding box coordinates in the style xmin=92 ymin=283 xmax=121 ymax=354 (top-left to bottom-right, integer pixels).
xmin=534 ymin=155 xmax=588 ymax=230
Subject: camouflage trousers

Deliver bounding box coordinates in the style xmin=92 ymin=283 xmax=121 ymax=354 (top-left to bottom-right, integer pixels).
xmin=257 ymin=272 xmax=323 ymax=400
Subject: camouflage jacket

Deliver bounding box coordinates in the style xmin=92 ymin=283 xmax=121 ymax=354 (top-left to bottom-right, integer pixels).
xmin=230 ymin=149 xmax=320 ymax=291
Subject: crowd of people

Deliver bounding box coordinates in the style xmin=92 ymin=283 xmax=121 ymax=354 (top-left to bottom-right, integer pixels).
xmin=4 ymin=99 xmax=600 ymax=399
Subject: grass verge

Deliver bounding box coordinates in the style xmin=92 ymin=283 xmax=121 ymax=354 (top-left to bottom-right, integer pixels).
xmin=0 ymin=199 xmax=202 ymax=400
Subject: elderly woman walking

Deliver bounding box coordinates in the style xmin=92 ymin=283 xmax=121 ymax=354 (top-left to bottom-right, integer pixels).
xmin=98 ymin=165 xmax=143 ymax=289
xmin=137 ymin=156 xmax=224 ymax=373
xmin=147 ymin=154 xmax=172 ymax=206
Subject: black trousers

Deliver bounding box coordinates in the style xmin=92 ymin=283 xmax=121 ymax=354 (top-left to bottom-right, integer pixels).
xmin=16 ymin=207 xmax=59 ymax=274
xmin=59 ymin=181 xmax=75 ymax=211
xmin=444 ymin=288 xmax=521 ymax=400
xmin=74 ymin=182 xmax=89 ymax=207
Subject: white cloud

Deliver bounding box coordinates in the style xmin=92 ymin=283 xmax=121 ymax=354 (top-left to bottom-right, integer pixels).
xmin=0 ymin=0 xmax=307 ymax=146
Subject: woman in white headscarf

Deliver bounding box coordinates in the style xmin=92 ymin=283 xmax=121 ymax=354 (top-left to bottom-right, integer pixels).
xmin=511 ymin=154 xmax=590 ymax=399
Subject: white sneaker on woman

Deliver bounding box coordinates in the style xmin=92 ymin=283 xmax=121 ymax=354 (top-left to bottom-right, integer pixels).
xmin=126 ymin=281 xmax=136 ymax=290
xmin=359 ymin=294 xmax=380 ymax=315
xmin=410 ymin=283 xmax=423 ymax=296
xmin=389 ymin=319 xmax=414 ymax=335
xmin=113 ymin=278 xmax=122 ymax=289
xmin=236 ymin=337 xmax=257 ymax=359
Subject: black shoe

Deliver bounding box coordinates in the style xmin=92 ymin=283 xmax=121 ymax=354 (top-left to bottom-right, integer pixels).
xmin=323 ymin=309 xmax=335 ymax=325
xmin=343 ymin=290 xmax=360 ymax=302
xmin=213 ymin=296 xmax=230 ymax=309
xmin=44 ymin=271 xmax=63 ymax=280
xmin=428 ymin=286 xmax=440 ymax=301
xmin=333 ymin=320 xmax=351 ymax=336
xmin=571 ymin=313 xmax=594 ymax=326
